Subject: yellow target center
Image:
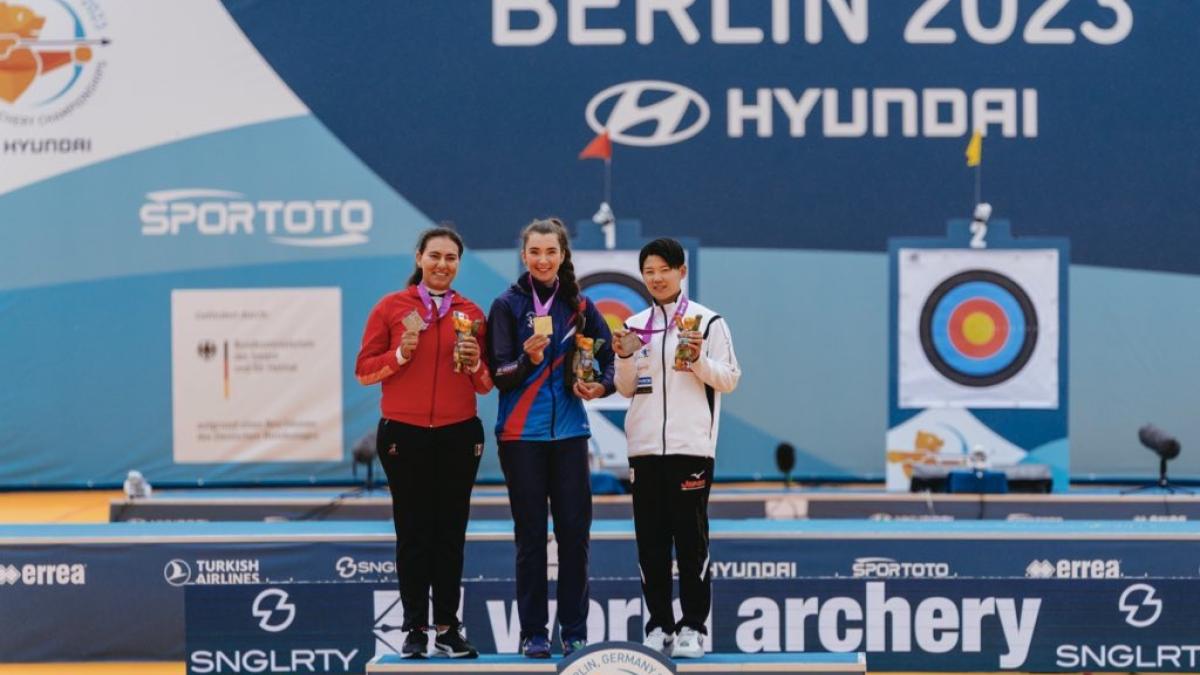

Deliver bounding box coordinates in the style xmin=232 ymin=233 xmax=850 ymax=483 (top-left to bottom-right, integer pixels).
xmin=961 ymin=312 xmax=996 ymax=345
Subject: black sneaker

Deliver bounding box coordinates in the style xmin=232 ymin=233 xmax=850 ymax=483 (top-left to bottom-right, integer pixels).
xmin=402 ymin=629 xmax=427 ymax=658
xmin=434 ymin=626 xmax=479 ymax=659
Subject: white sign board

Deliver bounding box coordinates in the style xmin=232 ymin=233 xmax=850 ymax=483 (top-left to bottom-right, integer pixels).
xmin=171 ymin=288 xmax=343 ymax=463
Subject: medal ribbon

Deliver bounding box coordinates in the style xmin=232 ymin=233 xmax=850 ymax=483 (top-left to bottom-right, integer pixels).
xmin=417 ymin=283 xmax=454 ymax=328
xmin=629 ymin=293 xmax=689 ymax=345
xmin=529 ymin=274 xmax=559 ymax=316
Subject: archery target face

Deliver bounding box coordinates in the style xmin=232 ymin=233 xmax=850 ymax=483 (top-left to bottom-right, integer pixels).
xmin=898 ymin=249 xmax=1059 ymax=409
xmin=580 ymin=271 xmax=652 ymax=333
xmin=920 ymin=269 xmax=1037 ymax=386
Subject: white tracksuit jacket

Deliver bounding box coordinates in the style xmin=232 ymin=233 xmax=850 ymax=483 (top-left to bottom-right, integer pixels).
xmin=615 ymin=298 xmax=741 ymax=458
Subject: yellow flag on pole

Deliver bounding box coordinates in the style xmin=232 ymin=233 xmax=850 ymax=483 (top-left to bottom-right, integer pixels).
xmin=965 ymin=130 xmax=982 ymax=167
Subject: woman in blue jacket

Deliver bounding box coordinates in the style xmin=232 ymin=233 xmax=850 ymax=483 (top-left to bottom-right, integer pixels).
xmin=487 ymin=217 xmax=615 ymax=658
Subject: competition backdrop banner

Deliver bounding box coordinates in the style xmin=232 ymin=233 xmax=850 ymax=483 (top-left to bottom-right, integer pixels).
xmin=0 ymin=0 xmax=510 ymax=486
xmin=185 ymin=579 xmax=1200 ymax=672
xmin=9 ymin=520 xmax=1200 ymax=663
xmin=887 ymin=221 xmax=1069 ymax=491
xmin=1 ymin=0 xmax=1197 ymax=485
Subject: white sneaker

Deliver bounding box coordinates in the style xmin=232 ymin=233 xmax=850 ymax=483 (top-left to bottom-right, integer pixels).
xmin=642 ymin=627 xmax=673 ymax=654
xmin=671 ymin=627 xmax=703 ymax=658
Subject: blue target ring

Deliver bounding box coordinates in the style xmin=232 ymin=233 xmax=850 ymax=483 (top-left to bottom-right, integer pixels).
xmin=579 ymin=272 xmax=652 ymax=332
xmin=930 ymin=281 xmax=1026 ymax=376
xmin=919 ymin=270 xmax=1038 ymax=387
xmin=583 ymin=281 xmax=647 ymax=313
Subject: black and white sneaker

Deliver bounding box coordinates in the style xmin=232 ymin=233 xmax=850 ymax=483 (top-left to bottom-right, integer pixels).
xmin=434 ymin=626 xmax=479 ymax=659
xmin=401 ymin=629 xmax=427 ymax=658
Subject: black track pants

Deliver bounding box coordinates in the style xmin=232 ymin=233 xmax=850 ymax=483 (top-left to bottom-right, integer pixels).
xmin=377 ymin=416 xmax=483 ymax=630
xmin=629 ymin=454 xmax=714 ymax=635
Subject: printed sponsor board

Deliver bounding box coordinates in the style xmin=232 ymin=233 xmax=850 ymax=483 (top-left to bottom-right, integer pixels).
xmin=186 ymin=579 xmax=1200 ymax=672
xmin=7 ymin=530 xmax=1200 ymax=663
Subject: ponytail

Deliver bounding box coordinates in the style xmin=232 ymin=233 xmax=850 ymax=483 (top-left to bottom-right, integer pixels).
xmin=520 ymin=218 xmax=582 ymax=318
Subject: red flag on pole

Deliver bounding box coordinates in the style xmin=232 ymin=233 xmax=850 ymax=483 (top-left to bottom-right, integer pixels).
xmin=578 ymin=130 xmax=611 ymax=161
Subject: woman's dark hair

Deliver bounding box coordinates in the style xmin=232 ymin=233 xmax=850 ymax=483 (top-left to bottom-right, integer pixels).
xmin=520 ymin=217 xmax=581 ymax=315
xmin=638 ymin=237 xmax=686 ymax=270
xmin=407 ymin=226 xmax=464 ymax=286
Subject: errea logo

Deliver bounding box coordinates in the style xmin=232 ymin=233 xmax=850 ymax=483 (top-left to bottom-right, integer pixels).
xmin=1026 ymin=559 xmax=1121 ymax=579
xmin=586 ymin=80 xmax=709 ymax=147
xmin=0 ymin=562 xmax=86 ymax=586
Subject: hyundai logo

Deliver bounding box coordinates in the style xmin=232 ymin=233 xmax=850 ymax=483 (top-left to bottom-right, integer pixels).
xmin=586 ymin=80 xmax=709 ymax=147
xmin=164 ymin=559 xmax=192 ymax=587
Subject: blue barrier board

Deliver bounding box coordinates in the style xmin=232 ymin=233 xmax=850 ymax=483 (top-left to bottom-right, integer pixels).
xmin=4 ymin=519 xmax=1200 ymax=668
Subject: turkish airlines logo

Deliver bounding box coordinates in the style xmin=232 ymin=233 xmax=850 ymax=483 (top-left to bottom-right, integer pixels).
xmin=252 ymin=588 xmax=296 ymax=632
xmin=164 ymin=559 xmax=192 ymax=586
xmin=586 ymin=80 xmax=709 ymax=147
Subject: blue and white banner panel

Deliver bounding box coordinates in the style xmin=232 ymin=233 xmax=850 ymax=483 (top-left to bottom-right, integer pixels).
xmin=3 ymin=0 xmax=1198 ymax=485
xmin=4 ymin=520 xmax=1200 ymax=665
xmin=185 ymin=579 xmax=1200 ymax=673
xmin=0 ymin=0 xmax=511 ymax=486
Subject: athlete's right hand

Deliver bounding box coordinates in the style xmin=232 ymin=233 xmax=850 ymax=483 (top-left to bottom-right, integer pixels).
xmin=399 ymin=330 xmax=420 ymax=360
xmin=523 ymin=333 xmax=550 ymax=365
xmin=612 ymin=329 xmax=636 ymax=358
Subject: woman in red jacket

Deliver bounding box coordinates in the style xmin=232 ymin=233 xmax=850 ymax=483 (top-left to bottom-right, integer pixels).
xmin=355 ymin=227 xmax=493 ymax=660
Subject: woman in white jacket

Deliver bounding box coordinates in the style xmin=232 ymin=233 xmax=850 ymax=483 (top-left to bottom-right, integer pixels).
xmin=613 ymin=238 xmax=741 ymax=658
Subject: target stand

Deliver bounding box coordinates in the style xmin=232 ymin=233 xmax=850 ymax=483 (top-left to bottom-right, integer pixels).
xmin=886 ymin=219 xmax=1069 ymax=492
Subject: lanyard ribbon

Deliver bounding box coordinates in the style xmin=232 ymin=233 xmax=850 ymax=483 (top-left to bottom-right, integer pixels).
xmin=629 ymin=294 xmax=689 ymax=345
xmin=417 ymin=283 xmax=454 ymax=327
xmin=529 ymin=274 xmax=559 ymax=316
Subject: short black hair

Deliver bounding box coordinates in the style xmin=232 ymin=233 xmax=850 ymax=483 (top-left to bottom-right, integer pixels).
xmin=639 ymin=238 xmax=685 ymax=269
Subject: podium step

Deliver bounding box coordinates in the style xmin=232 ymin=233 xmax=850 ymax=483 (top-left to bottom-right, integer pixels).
xmin=368 ymin=652 xmax=866 ymax=673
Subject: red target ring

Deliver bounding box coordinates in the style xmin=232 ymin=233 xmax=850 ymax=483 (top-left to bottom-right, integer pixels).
xmin=947 ymin=298 xmax=1010 ymax=359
